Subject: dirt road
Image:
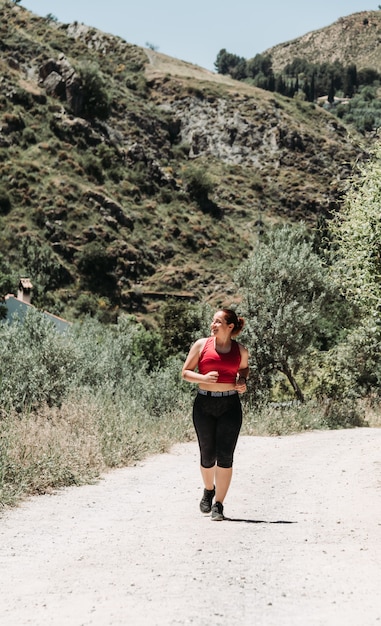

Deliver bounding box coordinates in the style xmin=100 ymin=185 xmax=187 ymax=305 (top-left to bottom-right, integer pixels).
xmin=1 ymin=428 xmax=380 ymax=626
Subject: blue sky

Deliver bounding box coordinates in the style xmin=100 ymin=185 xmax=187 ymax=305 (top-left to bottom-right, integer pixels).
xmin=22 ymin=1 xmax=374 ymax=71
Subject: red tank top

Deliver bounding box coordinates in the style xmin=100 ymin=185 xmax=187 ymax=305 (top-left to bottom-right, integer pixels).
xmin=198 ymin=337 xmax=241 ymax=384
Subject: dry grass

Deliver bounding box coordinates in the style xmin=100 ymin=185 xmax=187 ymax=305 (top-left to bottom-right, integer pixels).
xmin=363 ymin=400 xmax=381 ymax=427
xmin=144 ymin=48 xmax=280 ymax=100
xmin=1 ymin=390 xmax=379 ymax=509
xmin=0 ymin=399 xmax=104 ymax=506
xmin=241 ymin=397 xmax=380 ymax=437
xmin=0 ymin=391 xmax=195 ymax=508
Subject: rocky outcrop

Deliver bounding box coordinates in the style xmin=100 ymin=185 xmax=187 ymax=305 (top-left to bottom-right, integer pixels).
xmin=39 ymin=55 xmax=83 ymax=115
xmin=126 ymin=142 xmax=178 ymax=188
xmin=161 ymin=94 xmax=350 ymax=173
xmin=85 ymin=191 xmax=134 ymax=230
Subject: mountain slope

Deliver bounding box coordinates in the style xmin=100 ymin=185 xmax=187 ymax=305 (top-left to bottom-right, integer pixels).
xmin=0 ymin=2 xmax=368 ymax=323
xmin=263 ymin=11 xmax=381 ymax=73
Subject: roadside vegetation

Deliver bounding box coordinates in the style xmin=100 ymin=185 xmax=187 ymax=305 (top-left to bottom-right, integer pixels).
xmin=1 ymin=144 xmax=381 ymax=508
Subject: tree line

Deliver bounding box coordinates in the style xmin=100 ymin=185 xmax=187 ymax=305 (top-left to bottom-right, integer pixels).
xmin=214 ymin=49 xmax=381 ymax=133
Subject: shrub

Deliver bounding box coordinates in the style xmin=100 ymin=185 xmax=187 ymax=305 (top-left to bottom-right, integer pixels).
xmin=158 ymin=299 xmax=207 ymax=359
xmin=320 ymin=398 xmax=366 ymax=429
xmin=316 ymin=318 xmax=381 ymax=400
xmin=76 ymin=241 xmax=116 ymax=278
xmin=74 ymin=293 xmax=99 ymax=317
xmin=243 ymin=397 xmax=367 ymax=436
xmin=0 ymin=310 xmax=80 ymax=412
xmin=0 ymin=189 xmax=11 ymax=215
xmin=77 ymin=63 xmax=111 ymax=120
xmin=183 ymin=166 xmax=214 ymax=204
xmin=21 ymin=127 xmax=37 ymax=146
xmin=81 ymin=153 xmax=104 ymax=183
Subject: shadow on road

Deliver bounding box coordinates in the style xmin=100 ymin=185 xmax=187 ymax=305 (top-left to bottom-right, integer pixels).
xmin=224 ymin=518 xmax=297 ymax=524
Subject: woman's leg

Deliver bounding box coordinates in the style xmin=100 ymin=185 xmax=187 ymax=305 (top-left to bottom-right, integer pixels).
xmin=200 ymin=465 xmax=215 ymax=491
xmin=193 ymin=395 xmax=218 ymax=512
xmin=201 ymin=464 xmax=232 ymax=505
xmin=193 ymin=395 xmax=217 ymax=480
xmin=214 ymin=466 xmax=232 ymax=504
xmin=193 ymin=394 xmax=241 ymax=513
xmin=215 ymin=395 xmax=242 ymax=504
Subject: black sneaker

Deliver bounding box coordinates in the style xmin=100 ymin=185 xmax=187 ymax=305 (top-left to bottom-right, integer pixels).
xmin=199 ymin=487 xmax=215 ymax=513
xmin=211 ymin=501 xmax=224 ymax=521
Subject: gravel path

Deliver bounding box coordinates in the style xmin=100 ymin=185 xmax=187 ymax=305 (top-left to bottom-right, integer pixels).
xmin=1 ymin=428 xmax=380 ymax=626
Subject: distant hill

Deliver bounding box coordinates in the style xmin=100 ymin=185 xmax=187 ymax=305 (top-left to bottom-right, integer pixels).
xmin=263 ymin=11 xmax=381 ymax=73
xmin=0 ymin=2 xmax=369 ymax=324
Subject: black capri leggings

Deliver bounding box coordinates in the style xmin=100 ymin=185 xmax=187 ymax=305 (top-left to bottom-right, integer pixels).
xmin=192 ymin=392 xmax=242 ymax=469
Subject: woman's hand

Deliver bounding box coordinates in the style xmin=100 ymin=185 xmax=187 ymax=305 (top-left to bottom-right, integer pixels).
xmin=235 ymin=376 xmax=247 ymax=394
xmin=203 ymin=370 xmax=219 ymax=383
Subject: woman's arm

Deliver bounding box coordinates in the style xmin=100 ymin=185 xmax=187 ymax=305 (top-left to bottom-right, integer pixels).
xmin=235 ymin=344 xmax=249 ymax=393
xmin=181 ymin=338 xmax=219 ymax=385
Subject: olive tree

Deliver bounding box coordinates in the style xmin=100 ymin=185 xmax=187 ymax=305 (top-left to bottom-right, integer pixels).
xmin=329 ymin=143 xmax=381 ymax=318
xmin=325 ymin=143 xmax=381 ymax=398
xmin=235 ymin=223 xmax=328 ymax=402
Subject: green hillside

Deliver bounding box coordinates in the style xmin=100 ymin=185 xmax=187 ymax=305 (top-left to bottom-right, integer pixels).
xmin=0 ymin=1 xmax=369 ymax=324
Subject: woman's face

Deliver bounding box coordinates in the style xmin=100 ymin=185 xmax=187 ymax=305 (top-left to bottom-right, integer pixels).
xmin=210 ymin=311 xmax=233 ymax=336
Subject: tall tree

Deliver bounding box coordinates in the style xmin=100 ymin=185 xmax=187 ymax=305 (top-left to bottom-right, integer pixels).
xmin=214 ymin=49 xmax=247 ymax=78
xmin=328 ymin=76 xmax=335 ymax=104
xmin=246 ymin=54 xmax=273 ymax=79
xmin=235 ymin=224 xmax=328 ymax=402
xmin=329 ymin=143 xmax=381 ymax=318
xmin=343 ymin=64 xmax=357 ymax=98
